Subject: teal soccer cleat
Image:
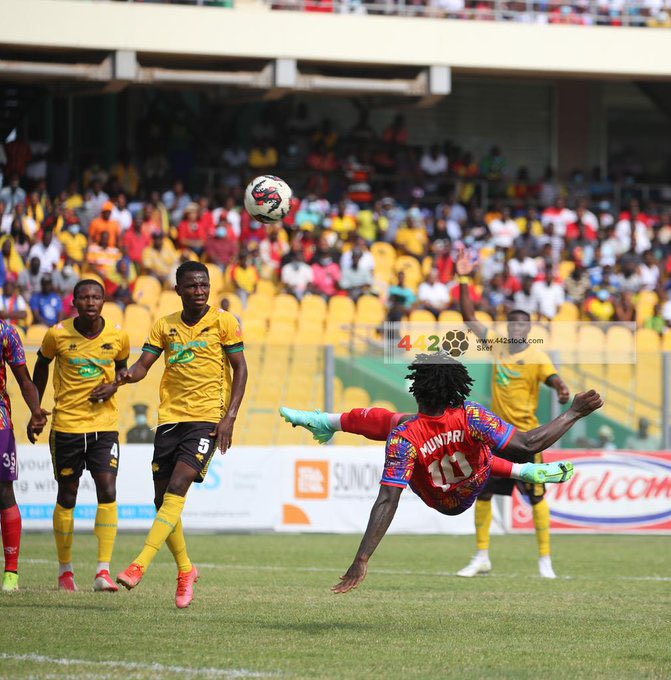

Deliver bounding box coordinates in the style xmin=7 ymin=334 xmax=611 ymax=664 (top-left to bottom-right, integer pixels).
xmin=279 ymin=407 xmax=336 ymax=444
xmin=519 ymin=461 xmax=574 ymax=485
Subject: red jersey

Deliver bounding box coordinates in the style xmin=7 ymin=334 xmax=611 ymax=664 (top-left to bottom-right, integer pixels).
xmin=381 ymin=402 xmax=515 ymax=514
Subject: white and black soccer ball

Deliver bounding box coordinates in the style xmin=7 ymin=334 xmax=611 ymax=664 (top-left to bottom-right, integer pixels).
xmin=244 ymin=175 xmax=292 ymax=224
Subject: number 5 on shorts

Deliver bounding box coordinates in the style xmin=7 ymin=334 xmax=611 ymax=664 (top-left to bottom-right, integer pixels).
xmin=197 ymin=438 xmax=210 ymax=454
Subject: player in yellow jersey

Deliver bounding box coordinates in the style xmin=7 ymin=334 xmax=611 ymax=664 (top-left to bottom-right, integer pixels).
xmin=31 ymin=280 xmax=130 ymax=592
xmin=456 ymin=252 xmax=570 ymax=579
xmin=115 ymin=261 xmax=247 ymax=608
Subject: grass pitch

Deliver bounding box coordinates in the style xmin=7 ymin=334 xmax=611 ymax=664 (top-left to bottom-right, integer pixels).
xmin=1 ymin=533 xmax=670 ymax=679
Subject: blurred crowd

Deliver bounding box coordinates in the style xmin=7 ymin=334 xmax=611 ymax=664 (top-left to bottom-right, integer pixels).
xmin=273 ymin=0 xmax=671 ymax=26
xmin=1 ymin=96 xmax=671 ymax=335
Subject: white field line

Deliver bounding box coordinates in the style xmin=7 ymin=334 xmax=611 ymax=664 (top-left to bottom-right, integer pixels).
xmin=23 ymin=558 xmax=671 ymax=581
xmin=0 ymin=653 xmax=275 ymax=678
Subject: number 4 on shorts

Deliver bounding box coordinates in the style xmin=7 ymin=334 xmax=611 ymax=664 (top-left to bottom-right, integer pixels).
xmin=197 ymin=438 xmax=210 ymax=454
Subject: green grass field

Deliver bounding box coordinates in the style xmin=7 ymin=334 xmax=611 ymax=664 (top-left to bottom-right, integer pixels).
xmin=1 ymin=533 xmax=670 ymax=679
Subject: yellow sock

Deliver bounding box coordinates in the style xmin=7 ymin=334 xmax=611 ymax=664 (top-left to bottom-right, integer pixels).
xmin=53 ymin=504 xmax=75 ymax=565
xmin=166 ymin=519 xmax=193 ymax=573
xmin=94 ymin=501 xmax=118 ymax=565
xmin=475 ymin=499 xmax=493 ymax=551
xmin=134 ymin=493 xmax=186 ymax=570
xmin=533 ymin=498 xmax=552 ymax=557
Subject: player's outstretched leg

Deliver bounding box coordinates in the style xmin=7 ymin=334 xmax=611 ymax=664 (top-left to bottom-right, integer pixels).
xmin=518 ymin=461 xmax=574 ymax=485
xmin=279 ymin=407 xmax=338 ymax=444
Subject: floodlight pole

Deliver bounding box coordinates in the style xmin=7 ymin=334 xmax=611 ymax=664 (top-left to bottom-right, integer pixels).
xmin=662 ymin=352 xmax=670 ymax=449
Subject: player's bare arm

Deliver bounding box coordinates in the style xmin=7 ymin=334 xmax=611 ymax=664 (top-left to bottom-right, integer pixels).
xmin=210 ymin=350 xmax=248 ymax=454
xmin=455 ymin=248 xmax=487 ymax=339
xmin=29 ymin=355 xmax=54 ymax=444
xmin=332 ymin=484 xmax=403 ymax=595
xmin=89 ymin=359 xmax=128 ymax=402
xmin=506 ymin=389 xmax=603 ymax=457
xmin=115 ymin=351 xmax=160 ymax=386
xmin=546 ymin=374 xmax=570 ymax=404
xmin=11 ymin=363 xmax=49 ymax=444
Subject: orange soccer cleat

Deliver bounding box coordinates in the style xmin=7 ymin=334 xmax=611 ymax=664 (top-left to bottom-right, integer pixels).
xmin=175 ymin=565 xmax=199 ymax=609
xmin=116 ymin=563 xmax=145 ymax=590
xmin=58 ymin=571 xmax=78 ymax=592
xmin=93 ymin=569 xmax=119 ymax=592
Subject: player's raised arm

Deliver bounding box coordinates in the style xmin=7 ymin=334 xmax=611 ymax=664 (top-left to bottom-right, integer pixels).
xmin=455 ymin=247 xmax=487 ymax=340
xmin=332 ymin=484 xmax=403 ymax=595
xmin=506 ymin=389 xmax=603 ymax=457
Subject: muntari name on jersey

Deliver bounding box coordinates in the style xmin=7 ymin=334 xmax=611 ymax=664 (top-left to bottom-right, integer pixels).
xmin=420 ymin=430 xmax=465 ymax=456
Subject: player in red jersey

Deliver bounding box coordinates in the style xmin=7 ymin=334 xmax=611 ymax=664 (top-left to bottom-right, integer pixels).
xmin=281 ymin=354 xmax=603 ymax=593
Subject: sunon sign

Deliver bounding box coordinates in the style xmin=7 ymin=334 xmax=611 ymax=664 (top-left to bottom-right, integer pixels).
xmin=513 ymin=451 xmax=671 ymax=533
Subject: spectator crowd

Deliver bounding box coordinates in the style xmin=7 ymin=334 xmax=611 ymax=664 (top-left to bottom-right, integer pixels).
xmin=1 ymin=104 xmax=671 ymax=337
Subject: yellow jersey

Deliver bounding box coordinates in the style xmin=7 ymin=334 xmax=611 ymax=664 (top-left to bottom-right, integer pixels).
xmin=39 ymin=318 xmax=130 ymax=433
xmin=489 ymin=338 xmax=557 ymax=432
xmin=143 ymin=306 xmax=243 ymax=426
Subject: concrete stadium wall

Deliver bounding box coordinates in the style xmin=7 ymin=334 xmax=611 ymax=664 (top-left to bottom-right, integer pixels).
xmin=3 ymin=0 xmax=671 ymax=79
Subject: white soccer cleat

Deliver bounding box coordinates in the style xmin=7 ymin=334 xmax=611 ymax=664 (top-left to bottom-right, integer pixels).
xmin=457 ymin=555 xmax=492 ymax=577
xmin=538 ymin=556 xmax=557 ymax=579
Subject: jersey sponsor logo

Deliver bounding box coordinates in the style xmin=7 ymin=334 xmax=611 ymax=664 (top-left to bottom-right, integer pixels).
xmin=419 ymin=430 xmax=465 ymax=457
xmin=495 ymin=364 xmax=521 ymax=386
xmin=168 ymin=349 xmax=196 ymax=365
xmin=68 ymin=357 xmax=111 ymax=379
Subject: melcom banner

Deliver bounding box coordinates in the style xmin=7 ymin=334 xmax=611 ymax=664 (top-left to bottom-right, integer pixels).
xmin=512 ymin=451 xmax=671 ymax=533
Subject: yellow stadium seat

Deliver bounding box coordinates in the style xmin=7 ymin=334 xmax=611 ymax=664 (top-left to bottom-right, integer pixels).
xmin=81 ymin=272 xmax=105 ymax=288
xmin=422 ymin=256 xmax=434 ymax=277
xmin=558 ymin=260 xmax=576 ymax=280
xmin=246 ymin=294 xmax=273 ymax=321
xmin=294 ymin=330 xmax=325 ymax=346
xmin=636 ymin=328 xmax=661 ymax=353
xmin=409 ymin=310 xmax=437 ymax=324
xmin=219 ymin=292 xmax=243 ymax=318
xmin=266 ymin=322 xmax=296 ymax=345
xmin=242 ymin=319 xmax=267 ymax=342
xmin=256 ymin=279 xmax=277 ymax=297
xmin=394 ymin=255 xmax=422 ymax=277
xmin=25 ymin=324 xmax=48 ymax=347
xmin=370 ymin=399 xmax=399 ymax=412
xmin=300 ymin=295 xmax=327 ymax=324
xmin=133 ymin=275 xmax=161 ymax=308
xmin=328 ymin=296 xmax=356 ymax=323
xmin=556 ymin=302 xmax=580 ymax=321
xmin=474 ymin=311 xmax=493 ymax=323
xmin=370 ymin=242 xmax=396 ymax=268
xmin=205 ymin=263 xmax=224 ymax=294
xmin=103 ymin=302 xmax=124 ymax=328
xmin=343 ymin=386 xmax=371 ymax=406
xmin=156 ymin=291 xmax=181 ymax=319
xmin=124 ymin=305 xmax=153 ymax=347
xmin=439 ymin=310 xmax=463 ymax=324
xmin=663 ymin=331 xmax=671 ymax=352
xmin=272 ymin=294 xmax=300 ymax=323
xmin=355 ymin=295 xmax=385 ymax=325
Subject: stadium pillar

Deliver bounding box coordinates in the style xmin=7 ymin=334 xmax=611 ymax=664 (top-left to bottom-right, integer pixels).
xmin=324 ymin=345 xmax=335 ymax=446
xmin=662 ymin=353 xmax=670 ymax=449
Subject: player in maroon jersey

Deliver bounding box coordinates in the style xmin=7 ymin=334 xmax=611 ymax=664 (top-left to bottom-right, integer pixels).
xmin=280 ymin=354 xmax=602 ymax=593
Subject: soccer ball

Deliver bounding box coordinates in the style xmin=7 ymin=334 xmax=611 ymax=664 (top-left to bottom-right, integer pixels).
xmin=442 ymin=330 xmax=469 ymax=358
xmin=244 ymin=175 xmax=292 ymax=224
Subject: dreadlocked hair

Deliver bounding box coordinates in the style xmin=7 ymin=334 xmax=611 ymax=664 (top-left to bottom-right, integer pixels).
xmin=406 ymin=352 xmax=473 ymax=411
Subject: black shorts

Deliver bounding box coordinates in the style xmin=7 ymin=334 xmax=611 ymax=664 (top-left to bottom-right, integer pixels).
xmin=50 ymin=431 xmax=120 ymax=482
xmin=485 ymin=451 xmax=545 ymax=499
xmin=152 ymin=422 xmax=217 ymax=484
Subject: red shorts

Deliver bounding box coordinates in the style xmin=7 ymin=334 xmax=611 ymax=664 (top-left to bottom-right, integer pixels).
xmin=409 ymin=464 xmax=492 ymax=516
